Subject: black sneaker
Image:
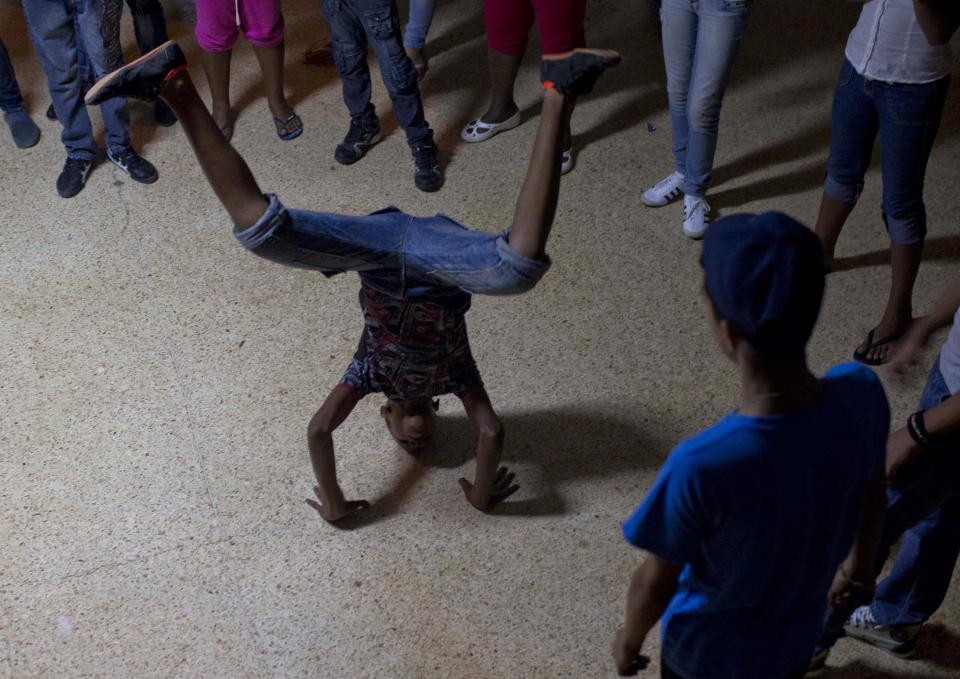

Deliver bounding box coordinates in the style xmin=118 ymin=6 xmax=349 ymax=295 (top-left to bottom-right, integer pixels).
xmin=154 ymin=99 xmax=177 ymax=126
xmin=56 ymin=157 xmax=93 ymax=198
xmin=412 ymin=142 xmax=443 ymax=192
xmin=46 ymin=103 xmax=57 ymax=121
xmin=85 ymin=40 xmax=186 ymax=106
xmin=108 ymin=147 xmax=159 ymax=184
xmin=334 ymin=118 xmax=382 ymax=165
xmin=540 ymin=48 xmax=622 ymax=98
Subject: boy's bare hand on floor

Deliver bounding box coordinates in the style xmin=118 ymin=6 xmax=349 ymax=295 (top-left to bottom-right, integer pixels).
xmin=458 ymin=466 xmax=519 ymax=511
xmin=305 ymin=486 xmax=370 ymax=523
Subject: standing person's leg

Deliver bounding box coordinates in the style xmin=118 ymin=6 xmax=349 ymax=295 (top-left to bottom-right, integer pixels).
xmin=642 ymin=0 xmax=695 ymax=209
xmin=403 ymin=0 xmax=438 ymax=78
xmin=240 ymin=0 xmax=301 ymax=139
xmin=77 ymin=0 xmax=159 ymax=183
xmin=815 ymin=60 xmax=879 ymax=267
xmin=460 ymin=0 xmax=531 ymax=141
xmin=319 ymin=0 xmax=382 ymax=163
xmin=125 ymin=0 xmax=169 ymax=54
xmin=0 ymin=38 xmax=41 ymax=148
xmin=531 ymin=0 xmax=585 ymax=170
xmin=855 ymin=75 xmax=950 ymax=364
xmin=361 ymin=0 xmax=441 ymax=191
xmin=125 ymin=0 xmax=176 ymax=124
xmin=675 ymin=0 xmax=748 ymax=238
xmin=22 ymin=0 xmax=99 ymax=196
xmin=195 ymin=0 xmax=239 ymax=136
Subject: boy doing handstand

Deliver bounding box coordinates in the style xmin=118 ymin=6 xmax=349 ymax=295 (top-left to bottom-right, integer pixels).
xmin=85 ymin=41 xmax=620 ymax=523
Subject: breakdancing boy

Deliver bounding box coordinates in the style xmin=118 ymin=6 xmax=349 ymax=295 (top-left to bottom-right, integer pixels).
xmin=85 ymin=41 xmax=620 ymax=523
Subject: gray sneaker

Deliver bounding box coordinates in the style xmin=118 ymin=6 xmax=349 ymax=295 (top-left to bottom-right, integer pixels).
xmin=844 ymin=605 xmax=920 ymax=658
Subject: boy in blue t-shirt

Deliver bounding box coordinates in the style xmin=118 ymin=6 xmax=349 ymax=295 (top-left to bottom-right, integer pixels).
xmin=611 ymin=213 xmax=890 ymax=679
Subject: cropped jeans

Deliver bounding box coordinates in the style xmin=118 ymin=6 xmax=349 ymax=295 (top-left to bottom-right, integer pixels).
xmin=824 ymin=58 xmax=949 ymax=246
xmin=661 ymin=0 xmax=749 ymax=198
xmin=234 ymin=195 xmax=550 ymax=298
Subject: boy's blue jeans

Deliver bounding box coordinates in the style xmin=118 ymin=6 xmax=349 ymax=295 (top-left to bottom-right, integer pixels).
xmin=824 ymin=58 xmax=949 ymax=246
xmin=317 ymin=0 xmax=433 ymax=147
xmin=0 ymin=38 xmax=26 ymax=113
xmin=22 ymin=0 xmax=132 ymax=160
xmin=234 ymin=195 xmax=550 ymax=298
xmin=819 ymin=356 xmax=960 ymax=648
xmin=661 ymin=0 xmax=749 ymax=198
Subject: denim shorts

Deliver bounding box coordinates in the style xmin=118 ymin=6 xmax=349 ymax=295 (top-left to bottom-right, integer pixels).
xmin=233 ymin=195 xmax=551 ymax=298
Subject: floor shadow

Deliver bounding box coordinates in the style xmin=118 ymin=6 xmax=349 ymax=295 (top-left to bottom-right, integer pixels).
xmin=833 ymin=235 xmax=960 ymax=273
xmin=818 ymin=661 xmax=940 ymax=679
xmin=331 ymin=407 xmax=668 ymax=529
xmin=709 ymin=161 xmax=825 ymax=213
xmin=422 ymin=408 xmax=667 ymax=518
xmin=711 ymin=122 xmax=831 ymax=187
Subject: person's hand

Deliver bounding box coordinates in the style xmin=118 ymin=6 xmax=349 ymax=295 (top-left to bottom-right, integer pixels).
xmin=305 ymin=486 xmax=370 ymax=523
xmin=886 ymin=427 xmax=922 ymax=483
xmin=885 ymin=318 xmax=929 ymax=376
xmin=458 ymin=466 xmax=519 ymax=511
xmin=828 ymin=564 xmax=875 ymax=611
xmin=611 ymin=626 xmax=650 ymax=676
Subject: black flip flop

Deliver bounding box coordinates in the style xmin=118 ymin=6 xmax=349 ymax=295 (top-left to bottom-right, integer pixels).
xmin=853 ymin=328 xmax=904 ymax=366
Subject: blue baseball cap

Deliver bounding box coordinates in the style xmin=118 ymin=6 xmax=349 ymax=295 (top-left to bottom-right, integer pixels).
xmin=701 ymin=212 xmax=825 ymax=356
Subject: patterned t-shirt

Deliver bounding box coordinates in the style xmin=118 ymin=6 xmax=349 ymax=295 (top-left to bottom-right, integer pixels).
xmin=339 ymin=282 xmax=482 ymax=401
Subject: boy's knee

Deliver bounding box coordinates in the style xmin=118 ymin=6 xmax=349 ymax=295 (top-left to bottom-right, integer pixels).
xmin=823 ymin=172 xmax=862 ymax=205
xmin=332 ymin=42 xmax=367 ymax=76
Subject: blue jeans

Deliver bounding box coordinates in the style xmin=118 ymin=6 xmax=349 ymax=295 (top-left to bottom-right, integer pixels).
xmin=403 ymin=0 xmax=438 ymax=49
xmin=819 ymin=356 xmax=960 ymax=648
xmin=23 ymin=0 xmax=131 ymax=160
xmin=234 ymin=195 xmax=550 ymax=297
xmin=100 ymin=0 xmax=169 ymax=69
xmin=661 ymin=0 xmax=749 ymax=198
xmin=0 ymin=38 xmax=26 ymax=113
xmin=318 ymin=0 xmax=433 ymax=146
xmin=824 ymin=59 xmax=949 ymax=246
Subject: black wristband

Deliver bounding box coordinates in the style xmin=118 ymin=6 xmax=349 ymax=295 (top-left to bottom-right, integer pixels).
xmin=907 ymin=411 xmax=932 ymax=449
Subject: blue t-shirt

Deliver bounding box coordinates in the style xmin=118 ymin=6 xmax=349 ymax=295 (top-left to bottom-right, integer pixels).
xmin=623 ymin=363 xmax=889 ymax=679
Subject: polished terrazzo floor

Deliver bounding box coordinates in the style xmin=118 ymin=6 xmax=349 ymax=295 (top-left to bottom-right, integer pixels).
xmin=1 ymin=1 xmax=959 ymax=677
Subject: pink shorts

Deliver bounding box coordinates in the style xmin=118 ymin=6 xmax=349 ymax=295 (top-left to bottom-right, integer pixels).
xmin=483 ymin=0 xmax=586 ymax=57
xmin=195 ymin=0 xmax=285 ymax=52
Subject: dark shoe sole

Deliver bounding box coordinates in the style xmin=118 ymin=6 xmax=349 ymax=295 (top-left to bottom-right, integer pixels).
xmin=85 ymin=39 xmax=180 ymax=105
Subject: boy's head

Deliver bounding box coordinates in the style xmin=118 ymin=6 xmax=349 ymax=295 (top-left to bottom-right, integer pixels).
xmin=380 ymin=397 xmax=439 ymax=453
xmin=700 ymin=212 xmax=825 ymax=362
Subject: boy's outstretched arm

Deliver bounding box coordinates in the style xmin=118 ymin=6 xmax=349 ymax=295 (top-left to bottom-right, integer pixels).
xmin=612 ymin=554 xmax=682 ymax=676
xmin=457 ymin=384 xmax=518 ymax=511
xmin=887 ymin=278 xmax=960 ymax=373
xmin=305 ymin=385 xmax=368 ymax=523
xmin=828 ymin=469 xmax=886 ymax=610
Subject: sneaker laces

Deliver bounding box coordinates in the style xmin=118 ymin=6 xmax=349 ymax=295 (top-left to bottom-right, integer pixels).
xmin=63 ymin=156 xmax=90 ymax=173
xmin=344 ymin=118 xmax=375 ymax=144
xmin=652 ymin=171 xmax=684 ymax=199
xmin=848 ymin=606 xmax=881 ymax=629
xmin=413 ymin=142 xmax=438 ymax=168
xmin=684 ymin=197 xmax=710 ymax=220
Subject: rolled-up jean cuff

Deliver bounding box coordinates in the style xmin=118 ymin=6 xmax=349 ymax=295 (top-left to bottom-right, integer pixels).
xmin=883 ymin=211 xmax=926 ymax=246
xmin=495 ymin=231 xmax=551 ymax=290
xmin=823 ymin=173 xmax=861 ymax=204
xmin=233 ymin=193 xmax=287 ymax=250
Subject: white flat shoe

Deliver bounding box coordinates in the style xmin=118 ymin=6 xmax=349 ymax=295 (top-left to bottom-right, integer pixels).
xmin=460 ymin=109 xmax=521 ymax=143
xmin=561 ymin=147 xmax=574 ymax=175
